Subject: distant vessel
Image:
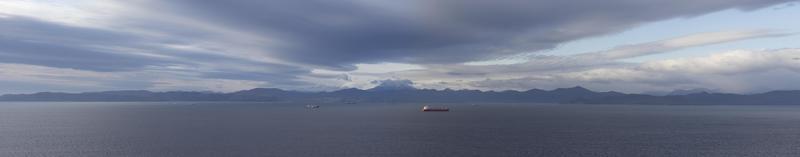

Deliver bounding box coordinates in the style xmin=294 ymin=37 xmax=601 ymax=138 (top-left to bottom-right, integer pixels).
xmin=421 ymin=105 xmax=449 ymax=112
xmin=306 ymin=105 xmax=320 ymax=109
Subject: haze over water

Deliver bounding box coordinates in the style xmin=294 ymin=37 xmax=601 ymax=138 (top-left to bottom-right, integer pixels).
xmin=2 ymin=102 xmax=799 ymax=157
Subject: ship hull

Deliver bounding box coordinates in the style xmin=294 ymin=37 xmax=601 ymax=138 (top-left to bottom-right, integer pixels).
xmin=422 ymin=109 xmax=449 ymax=112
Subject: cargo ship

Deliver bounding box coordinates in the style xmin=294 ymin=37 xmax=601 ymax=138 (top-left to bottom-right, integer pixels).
xmin=421 ymin=105 xmax=449 ymax=112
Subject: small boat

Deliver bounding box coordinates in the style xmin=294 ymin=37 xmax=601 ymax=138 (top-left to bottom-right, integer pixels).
xmin=421 ymin=105 xmax=449 ymax=112
xmin=306 ymin=105 xmax=320 ymax=109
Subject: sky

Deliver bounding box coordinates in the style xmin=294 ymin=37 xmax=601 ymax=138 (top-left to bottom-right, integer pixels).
xmin=0 ymin=0 xmax=799 ymax=94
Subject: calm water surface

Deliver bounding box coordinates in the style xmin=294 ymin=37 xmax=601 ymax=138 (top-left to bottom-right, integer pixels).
xmin=1 ymin=102 xmax=799 ymax=156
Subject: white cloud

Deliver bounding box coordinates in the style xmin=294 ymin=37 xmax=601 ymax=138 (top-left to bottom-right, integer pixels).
xmin=353 ymin=63 xmax=425 ymax=74
xmin=0 ymin=0 xmax=117 ymax=28
xmin=640 ymin=49 xmax=800 ymax=74
xmin=463 ymin=49 xmax=800 ymax=93
xmin=576 ymin=29 xmax=791 ymax=60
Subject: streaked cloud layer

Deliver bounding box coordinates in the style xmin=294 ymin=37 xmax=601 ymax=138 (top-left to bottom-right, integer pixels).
xmin=0 ymin=0 xmax=798 ymax=94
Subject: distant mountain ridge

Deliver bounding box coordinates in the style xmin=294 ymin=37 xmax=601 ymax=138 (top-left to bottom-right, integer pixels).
xmin=2 ymin=86 xmax=799 ymax=105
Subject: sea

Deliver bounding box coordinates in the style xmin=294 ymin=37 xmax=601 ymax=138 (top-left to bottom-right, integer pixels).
xmin=1 ymin=102 xmax=799 ymax=157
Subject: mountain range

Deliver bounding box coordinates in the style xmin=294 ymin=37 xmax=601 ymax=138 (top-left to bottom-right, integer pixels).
xmin=2 ymin=85 xmax=799 ymax=105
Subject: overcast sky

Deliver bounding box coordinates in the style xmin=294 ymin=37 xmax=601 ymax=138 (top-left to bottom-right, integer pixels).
xmin=1 ymin=0 xmax=799 ymax=94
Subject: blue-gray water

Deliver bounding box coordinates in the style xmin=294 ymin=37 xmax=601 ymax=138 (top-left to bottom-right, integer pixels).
xmin=2 ymin=102 xmax=800 ymax=157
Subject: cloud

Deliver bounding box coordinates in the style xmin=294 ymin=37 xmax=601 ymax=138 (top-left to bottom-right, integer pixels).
xmin=139 ymin=0 xmax=794 ymax=69
xmin=575 ymin=30 xmax=792 ymax=60
xmin=640 ymin=49 xmax=800 ymax=74
xmin=0 ymin=63 xmax=280 ymax=94
xmin=346 ymin=29 xmax=797 ymax=93
xmin=0 ymin=63 xmax=118 ymax=87
xmin=0 ymin=0 xmax=798 ymax=94
xmin=148 ymin=78 xmax=268 ymax=92
xmin=0 ymin=17 xmax=165 ymax=71
xmin=0 ymin=15 xmax=312 ymax=91
xmin=400 ymin=30 xmax=792 ymax=83
xmin=462 ymin=49 xmax=800 ymax=93
xmin=370 ymin=79 xmax=416 ymax=90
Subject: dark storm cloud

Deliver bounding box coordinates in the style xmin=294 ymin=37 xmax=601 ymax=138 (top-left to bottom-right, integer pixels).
xmin=148 ymin=0 xmax=794 ymax=69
